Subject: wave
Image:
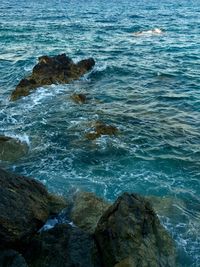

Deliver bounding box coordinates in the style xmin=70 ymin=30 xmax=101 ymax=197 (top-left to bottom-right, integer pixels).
xmin=133 ymin=28 xmax=164 ymax=36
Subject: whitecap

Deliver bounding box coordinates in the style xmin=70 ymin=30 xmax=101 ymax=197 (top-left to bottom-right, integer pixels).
xmin=133 ymin=28 xmax=164 ymax=36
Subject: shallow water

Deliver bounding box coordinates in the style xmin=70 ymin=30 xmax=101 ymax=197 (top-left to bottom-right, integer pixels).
xmin=0 ymin=0 xmax=200 ymax=265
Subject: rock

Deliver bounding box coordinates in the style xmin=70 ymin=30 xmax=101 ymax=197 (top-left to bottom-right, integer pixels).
xmin=69 ymin=191 xmax=110 ymax=234
xmin=10 ymin=54 xmax=95 ymax=101
xmin=24 ymin=224 xmax=101 ymax=267
xmin=0 ymin=168 xmax=67 ymax=248
xmin=48 ymin=193 xmax=68 ymax=216
xmin=0 ymin=136 xmax=28 ymax=162
xmin=95 ymin=192 xmax=177 ymax=267
xmin=0 ymin=250 xmax=28 ymax=267
xmin=71 ymin=93 xmax=87 ymax=104
xmin=85 ymin=121 xmax=118 ymax=140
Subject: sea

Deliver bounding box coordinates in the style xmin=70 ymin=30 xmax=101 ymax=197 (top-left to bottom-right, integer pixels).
xmin=0 ymin=0 xmax=200 ymax=265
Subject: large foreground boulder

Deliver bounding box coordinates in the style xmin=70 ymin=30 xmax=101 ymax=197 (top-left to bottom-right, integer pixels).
xmin=95 ymin=193 xmax=177 ymax=267
xmin=10 ymin=54 xmax=95 ymax=101
xmin=0 ymin=169 xmax=66 ymax=248
xmin=24 ymin=224 xmax=101 ymax=267
xmin=0 ymin=136 xmax=28 ymax=162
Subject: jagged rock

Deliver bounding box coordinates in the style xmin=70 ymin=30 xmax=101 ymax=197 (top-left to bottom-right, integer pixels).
xmin=10 ymin=54 xmax=95 ymax=101
xmin=71 ymin=93 xmax=87 ymax=104
xmin=69 ymin=191 xmax=110 ymax=234
xmin=0 ymin=169 xmax=67 ymax=248
xmin=95 ymin=192 xmax=177 ymax=267
xmin=24 ymin=224 xmax=101 ymax=267
xmin=0 ymin=250 xmax=28 ymax=267
xmin=85 ymin=121 xmax=118 ymax=140
xmin=0 ymin=136 xmax=28 ymax=162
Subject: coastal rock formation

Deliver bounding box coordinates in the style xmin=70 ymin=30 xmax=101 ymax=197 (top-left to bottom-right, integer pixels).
xmin=0 ymin=136 xmax=28 ymax=162
xmin=24 ymin=224 xmax=101 ymax=267
xmin=85 ymin=121 xmax=118 ymax=140
xmin=69 ymin=191 xmax=110 ymax=234
xmin=10 ymin=54 xmax=95 ymax=101
xmin=0 ymin=168 xmax=177 ymax=267
xmin=0 ymin=169 xmax=66 ymax=248
xmin=95 ymin=192 xmax=177 ymax=267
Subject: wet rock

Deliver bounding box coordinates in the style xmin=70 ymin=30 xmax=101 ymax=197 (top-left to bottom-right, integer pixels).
xmin=0 ymin=168 xmax=67 ymax=248
xmin=11 ymin=54 xmax=95 ymax=101
xmin=0 ymin=136 xmax=28 ymax=162
xmin=95 ymin=192 xmax=177 ymax=267
xmin=86 ymin=121 xmax=119 ymax=140
xmin=24 ymin=224 xmax=101 ymax=267
xmin=71 ymin=93 xmax=87 ymax=104
xmin=0 ymin=250 xmax=28 ymax=267
xmin=69 ymin=191 xmax=110 ymax=234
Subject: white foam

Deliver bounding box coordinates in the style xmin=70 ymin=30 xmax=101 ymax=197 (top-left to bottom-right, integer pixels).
xmin=4 ymin=133 xmax=30 ymax=146
xmin=133 ymin=28 xmax=164 ymax=36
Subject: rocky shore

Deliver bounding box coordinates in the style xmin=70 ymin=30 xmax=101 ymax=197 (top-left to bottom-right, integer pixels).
xmin=0 ymin=168 xmax=177 ymax=267
xmin=1 ymin=54 xmax=178 ymax=266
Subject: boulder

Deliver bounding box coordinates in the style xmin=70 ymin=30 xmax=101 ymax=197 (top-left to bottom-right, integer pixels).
xmin=0 ymin=136 xmax=28 ymax=162
xmin=10 ymin=54 xmax=95 ymax=101
xmin=0 ymin=250 xmax=28 ymax=267
xmin=71 ymin=93 xmax=87 ymax=104
xmin=95 ymin=192 xmax=177 ymax=267
xmin=24 ymin=224 xmax=101 ymax=267
xmin=69 ymin=191 xmax=110 ymax=234
xmin=85 ymin=121 xmax=119 ymax=140
xmin=0 ymin=168 xmax=66 ymax=248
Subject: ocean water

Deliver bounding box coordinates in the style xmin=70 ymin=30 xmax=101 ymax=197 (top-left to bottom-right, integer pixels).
xmin=0 ymin=0 xmax=200 ymax=265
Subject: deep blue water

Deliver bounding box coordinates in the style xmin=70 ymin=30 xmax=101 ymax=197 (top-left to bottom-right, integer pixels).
xmin=0 ymin=0 xmax=200 ymax=265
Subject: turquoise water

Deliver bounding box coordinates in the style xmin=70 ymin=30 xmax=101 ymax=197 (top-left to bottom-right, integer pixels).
xmin=0 ymin=0 xmax=200 ymax=265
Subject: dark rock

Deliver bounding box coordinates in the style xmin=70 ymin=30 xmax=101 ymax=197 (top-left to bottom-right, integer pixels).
xmin=0 ymin=250 xmax=28 ymax=267
xmin=71 ymin=93 xmax=87 ymax=104
xmin=24 ymin=223 xmax=101 ymax=267
xmin=69 ymin=191 xmax=110 ymax=234
xmin=95 ymin=192 xmax=177 ymax=267
xmin=85 ymin=121 xmax=119 ymax=140
xmin=0 ymin=168 xmax=67 ymax=248
xmin=0 ymin=136 xmax=28 ymax=162
xmin=11 ymin=54 xmax=95 ymax=101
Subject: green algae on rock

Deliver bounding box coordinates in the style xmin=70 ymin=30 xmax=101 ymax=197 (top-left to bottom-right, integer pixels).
xmin=69 ymin=191 xmax=110 ymax=234
xmin=10 ymin=54 xmax=95 ymax=101
xmin=0 ymin=136 xmax=28 ymax=162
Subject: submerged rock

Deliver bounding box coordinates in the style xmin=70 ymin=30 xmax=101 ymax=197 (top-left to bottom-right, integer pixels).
xmin=24 ymin=224 xmax=101 ymax=267
xmin=71 ymin=93 xmax=87 ymax=104
xmin=69 ymin=191 xmax=110 ymax=234
xmin=0 ymin=168 xmax=66 ymax=248
xmin=11 ymin=54 xmax=95 ymax=101
xmin=0 ymin=250 xmax=28 ymax=267
xmin=0 ymin=136 xmax=28 ymax=162
xmin=85 ymin=121 xmax=119 ymax=140
xmin=95 ymin=192 xmax=177 ymax=267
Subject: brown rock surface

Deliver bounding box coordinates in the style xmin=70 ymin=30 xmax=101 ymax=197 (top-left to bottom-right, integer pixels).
xmin=11 ymin=54 xmax=95 ymax=101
